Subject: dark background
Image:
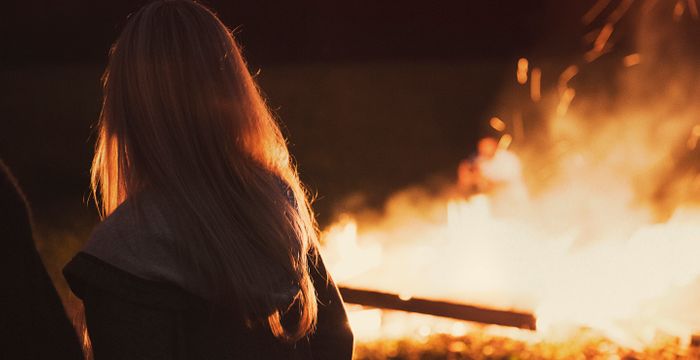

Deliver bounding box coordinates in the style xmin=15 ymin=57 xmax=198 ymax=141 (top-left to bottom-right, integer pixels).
xmin=1 ymin=0 xmax=600 ymax=229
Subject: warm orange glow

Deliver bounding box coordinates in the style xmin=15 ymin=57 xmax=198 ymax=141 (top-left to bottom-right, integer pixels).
xmin=623 ymin=53 xmax=642 ymax=67
xmin=584 ymin=49 xmax=604 ymax=63
xmin=556 ymin=88 xmax=576 ymax=117
xmin=593 ymin=23 xmax=614 ymax=52
xmin=512 ymin=112 xmax=524 ymax=141
xmin=687 ymin=124 xmax=700 ymax=150
xmin=489 ymin=117 xmax=507 ymax=132
xmin=497 ymin=134 xmax=513 ymax=150
xmin=321 ymin=46 xmax=700 ymax=346
xmin=674 ymin=0 xmax=687 ymax=21
xmin=689 ymin=0 xmax=699 ymax=19
xmin=346 ymin=307 xmax=383 ymax=340
xmin=582 ymin=0 xmax=612 ymax=25
xmin=323 ymin=121 xmax=700 ymax=345
xmin=530 ymin=68 xmax=542 ymax=102
xmin=558 ymin=65 xmax=579 ymax=94
xmin=516 ymin=58 xmax=529 ymax=85
xmin=583 ymin=23 xmax=615 ymax=63
xmin=321 ymin=1 xmax=700 ymax=353
xmin=607 ymin=0 xmax=633 ymax=24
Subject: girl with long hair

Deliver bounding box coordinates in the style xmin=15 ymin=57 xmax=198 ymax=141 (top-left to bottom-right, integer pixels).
xmin=63 ymin=1 xmax=353 ymax=358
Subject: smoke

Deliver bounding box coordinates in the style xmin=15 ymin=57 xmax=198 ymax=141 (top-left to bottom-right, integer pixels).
xmin=321 ymin=1 xmax=700 ymax=346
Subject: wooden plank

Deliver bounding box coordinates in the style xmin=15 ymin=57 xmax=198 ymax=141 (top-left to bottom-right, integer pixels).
xmin=339 ymin=286 xmax=536 ymax=330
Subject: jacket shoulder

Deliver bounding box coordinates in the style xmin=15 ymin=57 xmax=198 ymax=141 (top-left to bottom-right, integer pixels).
xmin=63 ymin=251 xmax=199 ymax=310
xmin=75 ymin=196 xmax=208 ymax=298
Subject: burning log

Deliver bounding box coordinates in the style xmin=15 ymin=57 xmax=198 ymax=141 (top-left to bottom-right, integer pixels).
xmin=338 ymin=286 xmax=536 ymax=330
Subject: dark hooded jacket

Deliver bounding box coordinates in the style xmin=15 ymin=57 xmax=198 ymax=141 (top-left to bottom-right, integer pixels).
xmin=63 ymin=192 xmax=354 ymax=360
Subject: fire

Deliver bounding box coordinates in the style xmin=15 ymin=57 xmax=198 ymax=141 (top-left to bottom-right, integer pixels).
xmin=319 ymin=3 xmax=700 ymax=353
xmin=321 ymin=156 xmax=700 ymax=348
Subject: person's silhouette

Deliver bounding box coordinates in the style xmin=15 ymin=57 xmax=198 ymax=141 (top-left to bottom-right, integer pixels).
xmin=0 ymin=159 xmax=83 ymax=360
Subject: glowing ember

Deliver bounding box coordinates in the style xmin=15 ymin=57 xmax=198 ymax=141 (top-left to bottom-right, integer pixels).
xmin=593 ymin=23 xmax=614 ymax=53
xmin=320 ymin=1 xmax=700 ymax=355
xmin=623 ymin=53 xmax=642 ymax=67
xmin=608 ymin=0 xmax=634 ymax=24
xmin=530 ymin=67 xmax=542 ymax=102
xmin=558 ymin=65 xmax=579 ymax=94
xmin=489 ymin=117 xmax=507 ymax=132
xmin=583 ymin=0 xmax=613 ymax=25
xmin=674 ymin=0 xmax=687 ymax=21
xmin=689 ymin=0 xmax=700 ymax=19
xmin=556 ymin=88 xmax=576 ymax=117
xmin=517 ymin=58 xmax=529 ymax=85
xmin=496 ymin=134 xmax=513 ymax=152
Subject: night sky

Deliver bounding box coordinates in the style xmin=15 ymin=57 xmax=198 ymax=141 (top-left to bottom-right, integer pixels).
xmin=3 ymin=1 xmax=590 ymax=65
xmin=1 ymin=1 xmax=600 ymax=227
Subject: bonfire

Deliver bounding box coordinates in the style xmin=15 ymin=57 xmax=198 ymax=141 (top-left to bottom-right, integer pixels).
xmin=320 ymin=1 xmax=700 ymax=358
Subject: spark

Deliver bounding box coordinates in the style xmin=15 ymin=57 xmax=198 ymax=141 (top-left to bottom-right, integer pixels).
xmin=584 ymin=24 xmax=615 ymax=62
xmin=517 ymin=58 xmax=529 ymax=85
xmin=623 ymin=53 xmax=642 ymax=67
xmin=583 ymin=29 xmax=600 ymax=44
xmin=584 ymin=49 xmax=605 ymax=62
xmin=556 ymin=88 xmax=576 ymax=117
xmin=490 ymin=117 xmax=507 ymax=132
xmin=530 ymin=67 xmax=542 ymax=102
xmin=558 ymin=65 xmax=579 ymax=93
xmin=674 ymin=0 xmax=686 ymax=21
xmin=498 ymin=134 xmax=513 ymax=150
xmin=583 ymin=0 xmax=613 ymax=24
xmin=607 ymin=0 xmax=635 ymax=24
xmin=688 ymin=0 xmax=699 ymax=19
xmin=594 ymin=23 xmax=614 ymax=52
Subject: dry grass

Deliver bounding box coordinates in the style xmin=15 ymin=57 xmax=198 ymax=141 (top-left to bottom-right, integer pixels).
xmin=354 ymin=330 xmax=698 ymax=360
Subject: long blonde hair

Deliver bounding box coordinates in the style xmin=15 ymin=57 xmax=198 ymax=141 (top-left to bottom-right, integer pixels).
xmin=92 ymin=0 xmax=318 ymax=341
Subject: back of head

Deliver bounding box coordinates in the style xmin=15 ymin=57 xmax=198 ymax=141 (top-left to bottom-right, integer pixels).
xmin=93 ymin=0 xmax=318 ymax=341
